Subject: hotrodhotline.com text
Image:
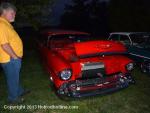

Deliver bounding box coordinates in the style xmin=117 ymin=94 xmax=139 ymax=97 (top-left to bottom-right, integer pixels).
xmin=3 ymin=104 xmax=79 ymax=110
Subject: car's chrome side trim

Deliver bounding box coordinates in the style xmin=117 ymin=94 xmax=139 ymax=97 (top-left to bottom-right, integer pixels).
xmin=129 ymin=53 xmax=150 ymax=60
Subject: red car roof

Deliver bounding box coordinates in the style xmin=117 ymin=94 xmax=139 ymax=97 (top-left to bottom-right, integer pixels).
xmin=41 ymin=29 xmax=89 ymax=36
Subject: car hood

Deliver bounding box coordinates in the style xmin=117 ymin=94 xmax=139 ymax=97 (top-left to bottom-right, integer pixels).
xmin=74 ymin=40 xmax=127 ymax=58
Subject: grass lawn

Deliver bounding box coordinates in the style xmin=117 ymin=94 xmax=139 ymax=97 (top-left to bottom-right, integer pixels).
xmin=0 ymin=36 xmax=150 ymax=113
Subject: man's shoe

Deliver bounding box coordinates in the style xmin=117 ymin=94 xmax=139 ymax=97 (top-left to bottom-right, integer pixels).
xmin=20 ymin=89 xmax=31 ymax=97
xmin=8 ymin=98 xmax=24 ymax=105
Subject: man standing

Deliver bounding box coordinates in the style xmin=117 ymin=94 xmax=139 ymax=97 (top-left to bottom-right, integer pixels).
xmin=0 ymin=2 xmax=29 ymax=104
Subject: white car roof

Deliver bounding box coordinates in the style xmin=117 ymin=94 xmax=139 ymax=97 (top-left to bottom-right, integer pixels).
xmin=109 ymin=32 xmax=149 ymax=36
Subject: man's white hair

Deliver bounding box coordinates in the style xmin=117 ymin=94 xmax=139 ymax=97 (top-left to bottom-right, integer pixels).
xmin=0 ymin=2 xmax=17 ymax=15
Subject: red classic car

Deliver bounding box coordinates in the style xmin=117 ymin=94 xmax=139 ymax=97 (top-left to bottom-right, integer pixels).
xmin=36 ymin=29 xmax=135 ymax=98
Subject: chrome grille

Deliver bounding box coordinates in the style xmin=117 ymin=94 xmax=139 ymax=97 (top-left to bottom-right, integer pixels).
xmin=81 ymin=62 xmax=105 ymax=79
xmin=81 ymin=62 xmax=104 ymax=71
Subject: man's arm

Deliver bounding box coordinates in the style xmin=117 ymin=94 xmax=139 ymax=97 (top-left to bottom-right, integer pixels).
xmin=1 ymin=43 xmax=18 ymax=59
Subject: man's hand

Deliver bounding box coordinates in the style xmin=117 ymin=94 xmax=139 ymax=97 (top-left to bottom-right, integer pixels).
xmin=1 ymin=43 xmax=19 ymax=59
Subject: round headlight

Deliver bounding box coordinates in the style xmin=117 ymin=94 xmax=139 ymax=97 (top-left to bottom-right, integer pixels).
xmin=126 ymin=63 xmax=134 ymax=71
xmin=59 ymin=69 xmax=72 ymax=80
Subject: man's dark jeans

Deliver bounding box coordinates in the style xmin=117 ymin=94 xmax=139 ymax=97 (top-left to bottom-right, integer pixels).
xmin=1 ymin=58 xmax=24 ymax=102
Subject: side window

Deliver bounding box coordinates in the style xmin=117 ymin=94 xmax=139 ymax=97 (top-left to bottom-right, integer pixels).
xmin=119 ymin=35 xmax=130 ymax=45
xmin=109 ymin=34 xmax=119 ymax=41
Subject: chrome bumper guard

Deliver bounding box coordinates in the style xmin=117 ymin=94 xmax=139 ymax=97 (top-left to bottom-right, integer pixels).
xmin=57 ymin=73 xmax=135 ymax=98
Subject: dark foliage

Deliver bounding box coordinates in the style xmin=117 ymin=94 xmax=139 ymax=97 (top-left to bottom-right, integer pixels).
xmin=60 ymin=0 xmax=109 ymax=36
xmin=108 ymin=0 xmax=150 ymax=31
xmin=0 ymin=0 xmax=54 ymax=29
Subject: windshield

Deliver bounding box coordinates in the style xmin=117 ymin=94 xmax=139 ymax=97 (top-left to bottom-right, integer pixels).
xmin=129 ymin=33 xmax=150 ymax=47
xmin=49 ymin=34 xmax=91 ymax=49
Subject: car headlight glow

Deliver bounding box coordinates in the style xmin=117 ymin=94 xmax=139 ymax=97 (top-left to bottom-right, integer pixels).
xmin=59 ymin=69 xmax=72 ymax=80
xmin=126 ymin=63 xmax=134 ymax=71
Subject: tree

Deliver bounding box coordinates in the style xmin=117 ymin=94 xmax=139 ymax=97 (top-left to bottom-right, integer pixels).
xmin=1 ymin=0 xmax=55 ymax=29
xmin=108 ymin=0 xmax=150 ymax=31
xmin=61 ymin=0 xmax=88 ymax=30
xmin=60 ymin=0 xmax=109 ymax=35
xmin=87 ymin=0 xmax=109 ymax=35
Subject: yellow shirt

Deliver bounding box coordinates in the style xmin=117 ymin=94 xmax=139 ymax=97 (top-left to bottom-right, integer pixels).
xmin=0 ymin=17 xmax=23 ymax=63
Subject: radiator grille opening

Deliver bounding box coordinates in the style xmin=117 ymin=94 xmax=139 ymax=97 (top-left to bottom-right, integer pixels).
xmin=81 ymin=62 xmax=105 ymax=79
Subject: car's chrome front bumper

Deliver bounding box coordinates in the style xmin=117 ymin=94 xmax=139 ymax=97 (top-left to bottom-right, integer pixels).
xmin=57 ymin=73 xmax=135 ymax=98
